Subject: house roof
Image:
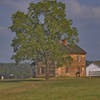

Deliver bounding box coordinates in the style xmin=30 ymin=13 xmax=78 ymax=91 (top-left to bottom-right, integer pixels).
xmin=65 ymin=44 xmax=86 ymax=54
xmin=93 ymin=61 xmax=100 ymax=67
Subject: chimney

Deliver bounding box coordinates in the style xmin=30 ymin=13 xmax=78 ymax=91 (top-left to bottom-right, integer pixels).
xmin=62 ymin=40 xmax=67 ymax=46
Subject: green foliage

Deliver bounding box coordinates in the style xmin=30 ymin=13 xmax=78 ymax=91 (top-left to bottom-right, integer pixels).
xmin=10 ymin=0 xmax=79 ymax=79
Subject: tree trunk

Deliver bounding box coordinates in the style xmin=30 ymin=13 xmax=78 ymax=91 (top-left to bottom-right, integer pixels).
xmin=54 ymin=61 xmax=56 ymax=77
xmin=45 ymin=60 xmax=49 ymax=80
xmin=30 ymin=65 xmax=33 ymax=78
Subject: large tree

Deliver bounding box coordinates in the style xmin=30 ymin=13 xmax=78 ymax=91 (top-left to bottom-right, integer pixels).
xmin=10 ymin=0 xmax=79 ymax=80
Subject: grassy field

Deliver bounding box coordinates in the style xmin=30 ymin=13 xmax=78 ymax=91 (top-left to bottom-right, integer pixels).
xmin=0 ymin=78 xmax=100 ymax=100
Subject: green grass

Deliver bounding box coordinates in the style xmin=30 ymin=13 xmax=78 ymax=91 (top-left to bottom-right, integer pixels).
xmin=0 ymin=78 xmax=100 ymax=100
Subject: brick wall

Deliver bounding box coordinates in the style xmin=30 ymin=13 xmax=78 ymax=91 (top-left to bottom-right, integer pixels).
xmin=56 ymin=54 xmax=86 ymax=77
xmin=36 ymin=54 xmax=86 ymax=77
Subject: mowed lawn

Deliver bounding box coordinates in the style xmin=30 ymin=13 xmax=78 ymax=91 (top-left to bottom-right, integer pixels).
xmin=0 ymin=78 xmax=100 ymax=100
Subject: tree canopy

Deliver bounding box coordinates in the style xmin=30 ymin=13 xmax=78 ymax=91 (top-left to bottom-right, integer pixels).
xmin=10 ymin=0 xmax=79 ymax=80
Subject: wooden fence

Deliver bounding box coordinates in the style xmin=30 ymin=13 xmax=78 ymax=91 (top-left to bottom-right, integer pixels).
xmin=89 ymin=71 xmax=100 ymax=76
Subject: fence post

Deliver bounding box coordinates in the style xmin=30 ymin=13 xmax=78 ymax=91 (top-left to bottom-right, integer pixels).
xmin=89 ymin=71 xmax=92 ymax=80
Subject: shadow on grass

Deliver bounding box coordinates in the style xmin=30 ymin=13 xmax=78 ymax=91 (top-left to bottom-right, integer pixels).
xmin=0 ymin=78 xmax=45 ymax=83
xmin=0 ymin=77 xmax=96 ymax=83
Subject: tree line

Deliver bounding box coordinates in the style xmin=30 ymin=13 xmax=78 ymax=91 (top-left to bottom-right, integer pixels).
xmin=0 ymin=63 xmax=34 ymax=79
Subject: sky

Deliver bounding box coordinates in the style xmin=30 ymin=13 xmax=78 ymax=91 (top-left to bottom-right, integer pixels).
xmin=0 ymin=0 xmax=100 ymax=63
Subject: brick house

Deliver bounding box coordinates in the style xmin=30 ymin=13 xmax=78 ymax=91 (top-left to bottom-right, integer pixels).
xmin=34 ymin=40 xmax=86 ymax=77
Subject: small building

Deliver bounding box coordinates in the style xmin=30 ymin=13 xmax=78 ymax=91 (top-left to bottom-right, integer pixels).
xmin=35 ymin=40 xmax=86 ymax=77
xmin=86 ymin=61 xmax=100 ymax=76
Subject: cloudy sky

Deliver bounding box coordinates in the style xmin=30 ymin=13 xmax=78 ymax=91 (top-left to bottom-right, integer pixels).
xmin=0 ymin=0 xmax=100 ymax=63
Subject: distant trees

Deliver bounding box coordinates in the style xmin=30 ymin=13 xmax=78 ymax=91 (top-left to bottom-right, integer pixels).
xmin=0 ymin=63 xmax=32 ymax=79
xmin=10 ymin=0 xmax=79 ymax=80
xmin=86 ymin=60 xmax=93 ymax=66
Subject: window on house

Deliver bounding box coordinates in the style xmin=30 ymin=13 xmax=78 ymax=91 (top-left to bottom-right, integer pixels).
xmin=77 ymin=56 xmax=81 ymax=62
xmin=40 ymin=67 xmax=45 ymax=74
xmin=77 ymin=67 xmax=81 ymax=73
xmin=66 ymin=67 xmax=70 ymax=73
xmin=41 ymin=67 xmax=45 ymax=74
